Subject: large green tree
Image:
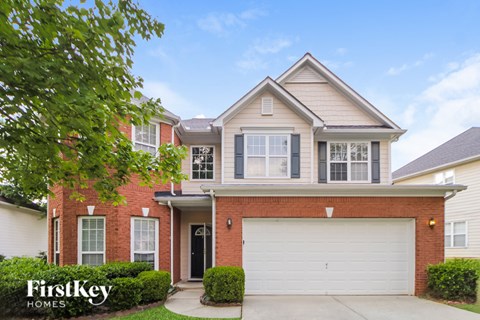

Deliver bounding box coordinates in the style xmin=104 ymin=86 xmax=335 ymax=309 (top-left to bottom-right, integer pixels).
xmin=0 ymin=0 xmax=187 ymax=205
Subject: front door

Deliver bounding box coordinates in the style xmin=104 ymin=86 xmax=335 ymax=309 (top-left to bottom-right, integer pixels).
xmin=190 ymin=224 xmax=212 ymax=279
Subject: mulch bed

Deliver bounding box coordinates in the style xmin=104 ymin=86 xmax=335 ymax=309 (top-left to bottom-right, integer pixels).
xmin=199 ymin=293 xmax=242 ymax=307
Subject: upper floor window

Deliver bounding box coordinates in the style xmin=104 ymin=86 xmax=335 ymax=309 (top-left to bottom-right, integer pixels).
xmin=191 ymin=146 xmax=214 ymax=180
xmin=445 ymin=221 xmax=467 ymax=248
xmin=328 ymin=142 xmax=369 ymax=182
xmin=133 ymin=123 xmax=160 ymax=155
xmin=246 ymin=135 xmax=289 ymax=178
xmin=435 ymin=170 xmax=454 ymax=185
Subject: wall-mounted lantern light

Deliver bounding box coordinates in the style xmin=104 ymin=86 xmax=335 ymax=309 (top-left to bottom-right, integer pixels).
xmin=428 ymin=218 xmax=436 ymax=228
xmin=325 ymin=207 xmax=334 ymax=218
xmin=142 ymin=207 xmax=150 ymax=217
xmin=87 ymin=205 xmax=95 ymax=216
xmin=227 ymin=217 xmax=233 ymax=229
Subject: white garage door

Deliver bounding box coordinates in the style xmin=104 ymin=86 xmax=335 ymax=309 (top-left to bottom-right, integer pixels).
xmin=243 ymin=218 xmax=415 ymax=295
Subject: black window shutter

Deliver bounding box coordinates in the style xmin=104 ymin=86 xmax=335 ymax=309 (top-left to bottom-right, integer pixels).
xmin=234 ymin=134 xmax=244 ymax=179
xmin=371 ymin=141 xmax=380 ymax=183
xmin=318 ymin=141 xmax=327 ymax=183
xmin=291 ymin=134 xmax=300 ymax=178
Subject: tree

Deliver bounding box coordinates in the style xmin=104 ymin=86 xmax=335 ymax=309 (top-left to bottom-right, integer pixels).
xmin=0 ymin=0 xmax=187 ymax=205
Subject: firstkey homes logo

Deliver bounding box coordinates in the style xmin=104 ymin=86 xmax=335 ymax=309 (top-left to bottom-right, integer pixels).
xmin=26 ymin=280 xmax=113 ymax=308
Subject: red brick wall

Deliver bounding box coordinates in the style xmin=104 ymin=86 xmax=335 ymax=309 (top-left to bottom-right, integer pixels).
xmin=215 ymin=196 xmax=445 ymax=295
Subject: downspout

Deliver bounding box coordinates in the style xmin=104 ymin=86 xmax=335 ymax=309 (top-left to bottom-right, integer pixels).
xmin=167 ymin=200 xmax=174 ymax=284
xmin=209 ymin=189 xmax=216 ymax=267
xmin=444 ymin=190 xmax=457 ymax=201
xmin=170 ymin=122 xmax=181 ymax=196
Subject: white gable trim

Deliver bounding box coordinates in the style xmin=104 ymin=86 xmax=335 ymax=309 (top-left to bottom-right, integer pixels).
xmin=212 ymin=77 xmax=324 ymax=128
xmin=277 ymin=53 xmax=402 ymax=130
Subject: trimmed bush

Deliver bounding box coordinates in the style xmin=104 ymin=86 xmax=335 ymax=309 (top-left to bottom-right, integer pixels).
xmin=108 ymin=277 xmax=143 ymax=311
xmin=427 ymin=260 xmax=478 ymax=302
xmin=137 ymin=270 xmax=170 ymax=303
xmin=98 ymin=261 xmax=153 ymax=279
xmin=0 ymin=257 xmax=55 ymax=317
xmin=203 ymin=266 xmax=245 ymax=303
xmin=35 ymin=264 xmax=111 ymax=318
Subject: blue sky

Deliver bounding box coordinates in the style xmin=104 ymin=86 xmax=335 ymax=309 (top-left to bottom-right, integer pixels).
xmin=131 ymin=0 xmax=480 ymax=170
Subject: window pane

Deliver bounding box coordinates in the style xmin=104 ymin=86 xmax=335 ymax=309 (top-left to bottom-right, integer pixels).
xmin=247 ymin=136 xmax=265 ymax=155
xmin=82 ymin=254 xmax=103 ymax=266
xmin=330 ymin=163 xmax=347 ymax=181
xmin=191 ymin=146 xmax=214 ymax=180
xmin=247 ymin=157 xmax=266 ymax=177
xmin=351 ymin=163 xmax=368 ymax=181
xmin=350 ymin=143 xmax=368 ymax=161
xmin=269 ymin=136 xmax=288 ymax=156
xmin=454 ymin=222 xmax=466 ymax=234
xmin=453 ymin=235 xmax=466 ymax=247
xmin=445 ymin=235 xmax=451 ymax=248
xmin=134 ymin=253 xmax=155 ymax=269
xmin=330 ymin=143 xmax=347 ymax=161
xmin=269 ymin=157 xmax=288 ymax=177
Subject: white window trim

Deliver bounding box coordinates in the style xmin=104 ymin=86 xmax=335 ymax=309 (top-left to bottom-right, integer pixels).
xmin=261 ymin=97 xmax=273 ymax=115
xmin=78 ymin=216 xmax=106 ymax=265
xmin=53 ymin=218 xmax=60 ymax=265
xmin=435 ymin=169 xmax=455 ymax=185
xmin=445 ymin=220 xmax=468 ymax=248
xmin=132 ymin=122 xmax=161 ymax=154
xmin=190 ymin=145 xmax=215 ymax=181
xmin=327 ymin=141 xmax=371 ymax=183
xmin=130 ymin=217 xmax=159 ymax=270
xmin=244 ymin=134 xmax=291 ymax=179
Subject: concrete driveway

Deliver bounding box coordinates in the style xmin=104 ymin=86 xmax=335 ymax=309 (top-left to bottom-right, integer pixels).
xmin=242 ymin=296 xmax=480 ymax=320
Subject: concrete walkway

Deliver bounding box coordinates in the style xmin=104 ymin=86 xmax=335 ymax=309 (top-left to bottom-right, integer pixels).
xmin=165 ymin=288 xmax=242 ymax=319
xmin=242 ymin=295 xmax=480 ymax=320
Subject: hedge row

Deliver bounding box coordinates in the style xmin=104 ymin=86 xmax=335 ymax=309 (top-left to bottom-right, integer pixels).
xmin=203 ymin=266 xmax=245 ymax=303
xmin=0 ymin=258 xmax=170 ymax=318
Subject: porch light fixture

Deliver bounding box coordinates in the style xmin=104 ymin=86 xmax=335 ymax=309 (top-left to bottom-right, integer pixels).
xmin=428 ymin=218 xmax=436 ymax=228
xmin=142 ymin=207 xmax=150 ymax=217
xmin=226 ymin=217 xmax=233 ymax=229
xmin=325 ymin=207 xmax=334 ymax=218
xmin=87 ymin=205 xmax=95 ymax=216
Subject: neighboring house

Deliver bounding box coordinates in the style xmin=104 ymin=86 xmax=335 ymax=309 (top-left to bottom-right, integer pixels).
xmin=48 ymin=53 xmax=464 ymax=296
xmin=393 ymin=127 xmax=480 ymax=258
xmin=0 ymin=196 xmax=47 ymax=258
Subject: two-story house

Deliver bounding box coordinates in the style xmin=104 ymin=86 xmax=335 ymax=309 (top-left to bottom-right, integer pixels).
xmin=48 ymin=53 xmax=464 ymax=296
xmin=393 ymin=128 xmax=480 ymax=258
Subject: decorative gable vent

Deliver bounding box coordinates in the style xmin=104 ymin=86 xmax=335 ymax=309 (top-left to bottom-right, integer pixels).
xmin=261 ymin=97 xmax=273 ymax=115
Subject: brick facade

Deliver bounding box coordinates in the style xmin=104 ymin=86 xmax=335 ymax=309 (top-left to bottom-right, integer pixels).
xmin=215 ymin=196 xmax=445 ymax=295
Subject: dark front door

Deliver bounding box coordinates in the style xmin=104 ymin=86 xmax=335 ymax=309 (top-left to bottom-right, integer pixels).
xmin=190 ymin=224 xmax=212 ymax=279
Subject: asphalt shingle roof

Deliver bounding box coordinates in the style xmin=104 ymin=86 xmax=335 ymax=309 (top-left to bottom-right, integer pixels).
xmin=181 ymin=118 xmax=215 ymax=131
xmin=393 ymin=127 xmax=480 ymax=180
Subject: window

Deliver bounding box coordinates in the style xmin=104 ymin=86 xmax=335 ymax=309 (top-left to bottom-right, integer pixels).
xmin=133 ymin=123 xmax=159 ymax=155
xmin=53 ymin=219 xmax=60 ymax=265
xmin=328 ymin=142 xmax=369 ymax=182
xmin=191 ymin=146 xmax=214 ymax=180
xmin=78 ymin=217 xmax=105 ymax=266
xmin=131 ymin=218 xmax=159 ymax=270
xmin=435 ymin=170 xmax=454 ymax=185
xmin=246 ymin=135 xmax=289 ymax=178
xmin=445 ymin=221 xmax=467 ymax=248
xmin=261 ymin=97 xmax=273 ymax=115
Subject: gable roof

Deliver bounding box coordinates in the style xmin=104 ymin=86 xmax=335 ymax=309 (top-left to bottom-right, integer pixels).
xmin=393 ymin=127 xmax=480 ymax=180
xmin=212 ymin=77 xmax=324 ymax=128
xmin=0 ymin=195 xmax=43 ymax=213
xmin=277 ymin=53 xmax=402 ymax=130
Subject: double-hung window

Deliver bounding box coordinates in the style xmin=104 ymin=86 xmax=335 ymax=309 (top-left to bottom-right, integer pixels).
xmin=435 ymin=170 xmax=454 ymax=185
xmin=328 ymin=142 xmax=369 ymax=182
xmin=191 ymin=146 xmax=214 ymax=180
xmin=245 ymin=135 xmax=289 ymax=178
xmin=445 ymin=221 xmax=467 ymax=248
xmin=131 ymin=218 xmax=159 ymax=270
xmin=78 ymin=217 xmax=105 ymax=266
xmin=133 ymin=123 xmax=160 ymax=155
xmin=53 ymin=218 xmax=60 ymax=265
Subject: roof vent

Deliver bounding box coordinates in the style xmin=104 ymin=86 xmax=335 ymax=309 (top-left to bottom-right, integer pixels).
xmin=261 ymin=97 xmax=273 ymax=115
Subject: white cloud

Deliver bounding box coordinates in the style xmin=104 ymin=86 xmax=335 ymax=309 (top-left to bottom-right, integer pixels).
xmin=197 ymin=9 xmax=266 ymax=36
xmin=236 ymin=37 xmax=292 ymax=72
xmin=387 ymin=53 xmax=433 ymax=76
xmin=393 ymin=53 xmax=480 ymax=170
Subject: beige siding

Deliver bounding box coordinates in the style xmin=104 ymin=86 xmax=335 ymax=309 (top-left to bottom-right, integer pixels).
xmin=224 ymin=93 xmax=313 ymax=183
xmin=396 ymin=160 xmax=480 ymax=258
xmin=180 ymin=211 xmax=211 ymax=280
xmin=288 ymin=66 xmax=327 ymax=83
xmin=181 ymin=144 xmax=221 ymax=194
xmin=284 ymin=83 xmax=380 ymax=126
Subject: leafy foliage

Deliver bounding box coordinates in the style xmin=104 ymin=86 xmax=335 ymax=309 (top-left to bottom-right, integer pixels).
xmin=0 ymin=184 xmax=46 ymax=212
xmin=137 ymin=270 xmax=170 ymax=303
xmin=98 ymin=261 xmax=153 ymax=279
xmin=108 ymin=277 xmax=143 ymax=311
xmin=427 ymin=259 xmax=478 ymax=302
xmin=203 ymin=266 xmax=245 ymax=303
xmin=0 ymin=0 xmax=187 ymax=204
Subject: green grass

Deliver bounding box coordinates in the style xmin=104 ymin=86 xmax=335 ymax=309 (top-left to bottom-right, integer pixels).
xmin=111 ymin=305 xmax=240 ymax=320
xmin=450 ymin=278 xmax=480 ymax=314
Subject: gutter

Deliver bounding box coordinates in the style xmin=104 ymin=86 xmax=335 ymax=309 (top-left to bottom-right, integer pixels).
xmin=444 ymin=190 xmax=457 ymax=201
xmin=167 ymin=200 xmax=174 ymax=284
xmin=208 ymin=190 xmax=216 ymax=267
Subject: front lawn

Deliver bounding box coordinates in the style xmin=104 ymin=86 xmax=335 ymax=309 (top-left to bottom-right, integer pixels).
xmin=450 ymin=280 xmax=480 ymax=314
xmin=112 ymin=305 xmax=240 ymax=320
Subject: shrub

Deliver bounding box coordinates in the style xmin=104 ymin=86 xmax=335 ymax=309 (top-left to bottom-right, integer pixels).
xmin=98 ymin=261 xmax=153 ymax=279
xmin=35 ymin=264 xmax=111 ymax=318
xmin=203 ymin=266 xmax=245 ymax=303
xmin=108 ymin=277 xmax=143 ymax=311
xmin=0 ymin=257 xmax=55 ymax=317
xmin=137 ymin=270 xmax=170 ymax=303
xmin=427 ymin=260 xmax=478 ymax=302
xmin=0 ymin=254 xmax=5 ymax=262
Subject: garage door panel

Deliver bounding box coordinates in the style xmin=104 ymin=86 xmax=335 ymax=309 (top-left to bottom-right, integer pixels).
xmin=243 ymin=218 xmax=414 ymax=295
